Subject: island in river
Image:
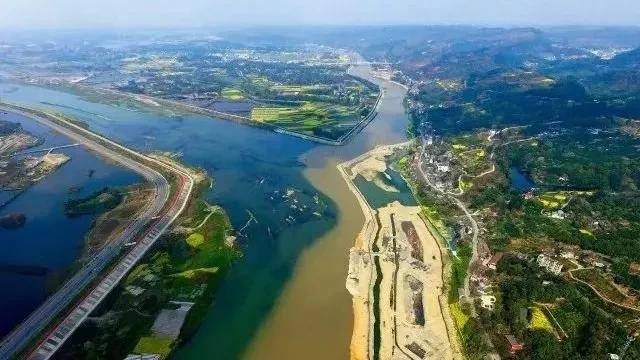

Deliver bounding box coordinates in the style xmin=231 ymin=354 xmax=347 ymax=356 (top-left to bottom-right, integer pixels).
xmin=0 ymin=117 xmax=69 ymax=209
xmin=0 ymin=212 xmax=26 ymax=229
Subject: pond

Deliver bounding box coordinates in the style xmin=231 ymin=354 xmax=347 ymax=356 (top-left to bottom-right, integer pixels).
xmin=509 ymin=166 xmax=536 ymax=192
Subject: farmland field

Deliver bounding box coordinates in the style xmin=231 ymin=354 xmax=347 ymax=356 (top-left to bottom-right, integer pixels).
xmin=529 ymin=306 xmax=555 ymax=334
xmin=221 ymin=88 xmax=245 ymax=101
xmin=133 ymin=336 xmax=173 ymax=358
xmin=536 ymin=191 xmax=593 ymax=210
xmin=250 ymin=102 xmax=363 ymax=139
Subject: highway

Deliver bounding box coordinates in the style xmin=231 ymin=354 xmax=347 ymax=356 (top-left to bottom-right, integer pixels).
xmin=0 ymin=105 xmax=194 ymax=360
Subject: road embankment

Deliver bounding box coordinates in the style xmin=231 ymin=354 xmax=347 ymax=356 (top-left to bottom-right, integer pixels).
xmin=338 ymin=151 xmax=379 ymax=360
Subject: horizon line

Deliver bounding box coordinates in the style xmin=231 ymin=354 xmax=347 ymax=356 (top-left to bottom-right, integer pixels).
xmin=1 ymin=23 xmax=639 ymax=32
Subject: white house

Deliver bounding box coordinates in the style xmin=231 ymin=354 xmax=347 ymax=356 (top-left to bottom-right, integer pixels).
xmin=537 ymin=254 xmax=563 ymax=275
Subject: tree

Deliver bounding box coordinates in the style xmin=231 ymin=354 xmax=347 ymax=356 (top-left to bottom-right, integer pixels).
xmin=526 ymin=330 xmax=563 ymax=360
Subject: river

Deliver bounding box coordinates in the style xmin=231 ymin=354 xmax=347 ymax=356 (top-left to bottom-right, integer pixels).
xmin=240 ymin=65 xmax=409 ymax=360
xmin=0 ymin=63 xmax=409 ymax=359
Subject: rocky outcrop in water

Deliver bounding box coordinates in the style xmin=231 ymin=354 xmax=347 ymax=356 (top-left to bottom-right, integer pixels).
xmin=0 ymin=213 xmax=26 ymax=229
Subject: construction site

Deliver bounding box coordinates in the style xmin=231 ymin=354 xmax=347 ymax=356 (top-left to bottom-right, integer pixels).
xmin=341 ymin=144 xmax=457 ymax=360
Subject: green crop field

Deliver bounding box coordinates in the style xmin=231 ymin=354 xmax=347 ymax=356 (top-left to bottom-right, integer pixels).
xmin=186 ymin=233 xmax=205 ymax=248
xmin=220 ymin=88 xmax=244 ymax=101
xmin=450 ymin=303 xmax=469 ymax=329
xmin=529 ymin=306 xmax=555 ymax=334
xmin=250 ymin=102 xmax=359 ymax=138
xmin=538 ymin=192 xmax=568 ymax=209
xmin=133 ymin=336 xmax=173 ymax=358
xmin=537 ymin=191 xmax=593 ymax=210
xmin=271 ymin=84 xmax=330 ymax=94
xmin=459 ymin=177 xmax=473 ymax=192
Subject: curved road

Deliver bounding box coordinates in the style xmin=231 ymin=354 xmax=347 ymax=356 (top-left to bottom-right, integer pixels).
xmin=415 ymin=137 xmax=478 ymax=305
xmin=0 ymin=105 xmax=194 ymax=360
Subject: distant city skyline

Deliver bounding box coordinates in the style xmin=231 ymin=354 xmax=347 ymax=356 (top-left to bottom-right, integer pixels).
xmin=1 ymin=0 xmax=639 ymax=29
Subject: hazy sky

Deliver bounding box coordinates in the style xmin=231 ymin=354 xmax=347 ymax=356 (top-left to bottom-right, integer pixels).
xmin=1 ymin=0 xmax=639 ymax=29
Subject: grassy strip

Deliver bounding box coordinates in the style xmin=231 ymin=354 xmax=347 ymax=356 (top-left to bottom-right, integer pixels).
xmin=449 ymin=243 xmax=472 ymax=302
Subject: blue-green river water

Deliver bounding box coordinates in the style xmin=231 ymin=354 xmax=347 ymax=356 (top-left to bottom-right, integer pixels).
xmin=0 ymin=109 xmax=140 ymax=336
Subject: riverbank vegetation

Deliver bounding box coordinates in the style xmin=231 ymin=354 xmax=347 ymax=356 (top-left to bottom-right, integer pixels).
xmin=407 ymin=123 xmax=640 ymax=357
xmin=64 ymin=187 xmax=123 ymax=216
xmin=66 ymin=184 xmax=157 ymax=262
